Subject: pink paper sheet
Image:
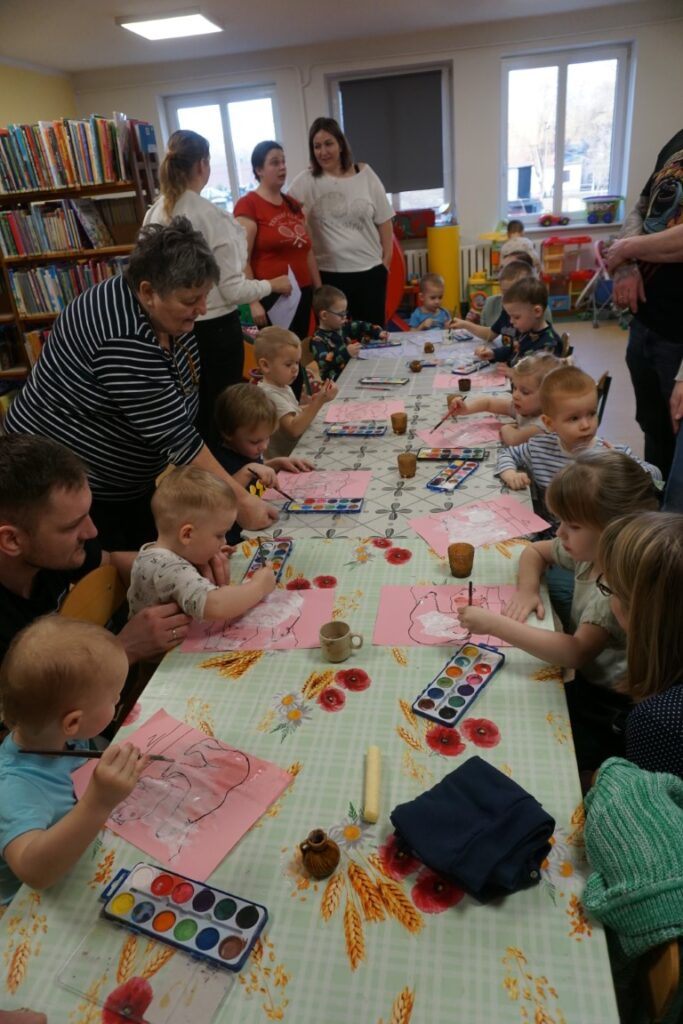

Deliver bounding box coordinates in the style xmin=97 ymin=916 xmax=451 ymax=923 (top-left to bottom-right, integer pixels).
xmin=263 ymin=470 xmax=372 ymax=503
xmin=409 ymin=494 xmax=550 ymax=556
xmin=373 ymin=584 xmax=517 ymax=647
xmin=73 ymin=709 xmax=292 ymax=879
xmin=324 ymin=399 xmax=405 ymax=423
xmin=181 ymin=588 xmax=335 ymax=652
xmin=433 ymin=371 xmax=508 ymax=389
xmin=417 ymin=418 xmax=503 ymax=447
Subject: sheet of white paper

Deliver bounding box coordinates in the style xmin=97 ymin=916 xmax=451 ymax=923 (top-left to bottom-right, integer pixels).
xmin=267 ymin=266 xmax=301 ymax=329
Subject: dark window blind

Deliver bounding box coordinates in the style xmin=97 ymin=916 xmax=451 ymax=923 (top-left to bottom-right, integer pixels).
xmin=339 ymin=71 xmax=443 ymax=193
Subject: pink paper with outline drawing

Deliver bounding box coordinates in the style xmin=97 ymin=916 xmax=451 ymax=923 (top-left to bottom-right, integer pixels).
xmin=73 ymin=709 xmax=292 ymax=879
xmin=373 ymin=584 xmax=517 ymax=647
xmin=324 ymin=399 xmax=405 ymax=423
xmin=417 ymin=418 xmax=502 ymax=447
xmin=432 ymin=371 xmax=509 ymax=389
xmin=263 ymin=470 xmax=373 ymax=503
xmin=408 ymin=494 xmax=550 ymax=556
xmin=181 ymin=588 xmax=335 ymax=652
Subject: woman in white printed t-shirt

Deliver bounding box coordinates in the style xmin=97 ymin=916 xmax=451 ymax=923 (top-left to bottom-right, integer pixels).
xmin=288 ymin=117 xmax=394 ymax=326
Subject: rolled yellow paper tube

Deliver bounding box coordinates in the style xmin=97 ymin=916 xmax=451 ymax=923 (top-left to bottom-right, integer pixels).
xmin=362 ymin=745 xmax=381 ymax=824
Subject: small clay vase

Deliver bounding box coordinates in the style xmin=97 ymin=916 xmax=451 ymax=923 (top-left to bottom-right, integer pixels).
xmin=299 ymin=829 xmax=340 ymax=879
xmin=409 ymin=360 xmax=423 ymax=373
xmin=423 ymin=341 xmax=435 ymax=354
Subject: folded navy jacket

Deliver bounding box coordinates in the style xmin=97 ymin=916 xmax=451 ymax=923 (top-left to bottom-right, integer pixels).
xmin=390 ymin=756 xmax=555 ymax=903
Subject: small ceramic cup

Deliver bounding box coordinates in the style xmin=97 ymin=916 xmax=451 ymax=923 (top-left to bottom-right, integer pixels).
xmin=391 ymin=412 xmax=408 ymax=435
xmin=397 ymin=452 xmax=417 ymax=478
xmin=423 ymin=341 xmax=435 ymax=354
xmin=458 ymin=378 xmax=472 ymax=393
xmin=319 ymin=621 xmax=363 ymax=663
xmin=448 ymin=542 xmax=475 ymax=578
xmin=409 ymin=360 xmax=423 ymax=373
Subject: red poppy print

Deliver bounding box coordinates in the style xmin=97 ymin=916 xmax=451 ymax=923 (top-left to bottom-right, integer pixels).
xmin=385 ymin=547 xmax=412 ymax=565
xmin=102 ymin=977 xmax=153 ymax=1024
xmin=317 ymin=687 xmax=346 ymax=712
xmin=425 ymin=724 xmax=466 ymax=756
xmin=286 ymin=577 xmax=311 ymax=590
xmin=313 ymin=575 xmax=337 ymax=588
xmin=372 ymin=537 xmax=393 ymax=549
xmin=335 ymin=668 xmax=371 ymax=692
xmin=460 ymin=718 xmax=501 ymax=748
xmin=411 ymin=868 xmax=465 ymax=913
xmin=378 ymin=833 xmax=422 ymax=880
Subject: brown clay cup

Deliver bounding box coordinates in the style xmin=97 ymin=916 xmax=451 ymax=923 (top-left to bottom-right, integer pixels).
xmin=397 ymin=452 xmax=417 ymax=479
xmin=409 ymin=360 xmax=423 ymax=373
xmin=319 ymin=620 xmax=363 ymax=663
xmin=458 ymin=378 xmax=472 ymax=393
xmin=391 ymin=411 xmax=408 ymax=435
xmin=423 ymin=341 xmax=435 ymax=354
xmin=448 ymin=542 xmax=475 ymax=578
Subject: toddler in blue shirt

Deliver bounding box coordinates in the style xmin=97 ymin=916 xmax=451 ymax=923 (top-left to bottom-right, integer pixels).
xmin=408 ymin=272 xmax=451 ymax=331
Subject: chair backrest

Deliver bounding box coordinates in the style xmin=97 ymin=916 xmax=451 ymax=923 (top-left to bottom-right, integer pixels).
xmin=59 ymin=565 xmax=127 ymax=627
xmin=596 ymin=371 xmax=612 ymax=426
xmin=560 ymin=332 xmax=574 ymax=358
xmin=647 ymin=939 xmax=680 ymax=1022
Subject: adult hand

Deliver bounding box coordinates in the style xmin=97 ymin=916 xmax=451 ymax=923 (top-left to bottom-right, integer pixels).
xmin=271 ymin=275 xmax=292 ymax=295
xmin=503 ymin=590 xmax=545 ymax=622
xmin=239 ymin=491 xmax=279 ymax=529
xmin=605 ymin=237 xmax=637 ymax=272
xmin=117 ymin=603 xmax=192 ymax=661
xmin=86 ymin=742 xmax=147 ymax=813
xmin=200 ymin=546 xmax=234 ymax=587
xmin=250 ymin=300 xmax=268 ymax=327
xmin=671 ymin=380 xmax=683 ymax=433
xmin=611 ymin=263 xmax=646 ymax=313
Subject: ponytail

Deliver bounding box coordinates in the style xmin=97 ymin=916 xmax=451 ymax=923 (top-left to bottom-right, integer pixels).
xmin=159 ymin=130 xmax=210 ymax=220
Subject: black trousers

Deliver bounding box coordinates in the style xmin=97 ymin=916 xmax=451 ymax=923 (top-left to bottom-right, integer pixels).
xmin=320 ymin=263 xmax=388 ymax=326
xmin=90 ymin=489 xmax=156 ymax=551
xmin=193 ymin=310 xmax=244 ymax=447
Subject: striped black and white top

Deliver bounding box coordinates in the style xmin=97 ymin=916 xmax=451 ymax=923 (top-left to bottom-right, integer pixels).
xmin=6 ymin=275 xmax=203 ymax=500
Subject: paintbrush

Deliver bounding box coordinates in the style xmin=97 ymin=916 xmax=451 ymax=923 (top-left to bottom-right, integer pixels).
xmin=431 ymin=394 xmax=466 ymax=433
xmin=273 ymin=486 xmax=295 ymax=502
xmin=19 ymin=748 xmax=172 ymax=761
xmin=468 ymin=581 xmax=473 ymax=606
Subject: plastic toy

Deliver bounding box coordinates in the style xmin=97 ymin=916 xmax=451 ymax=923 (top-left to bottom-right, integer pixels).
xmin=538 ymin=214 xmax=570 ymax=227
xmin=584 ymin=195 xmax=623 ymax=224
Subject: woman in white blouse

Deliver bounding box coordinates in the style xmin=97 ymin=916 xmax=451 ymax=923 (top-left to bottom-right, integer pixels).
xmin=289 ymin=117 xmax=394 ymax=325
xmin=145 ymin=130 xmax=291 ymax=443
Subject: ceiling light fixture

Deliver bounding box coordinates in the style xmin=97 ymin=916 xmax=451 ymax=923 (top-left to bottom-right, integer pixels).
xmin=116 ymin=9 xmax=222 ymax=41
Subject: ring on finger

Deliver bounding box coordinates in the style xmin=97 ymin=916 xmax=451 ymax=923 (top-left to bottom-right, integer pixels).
xmin=172 ymin=627 xmax=178 ymax=641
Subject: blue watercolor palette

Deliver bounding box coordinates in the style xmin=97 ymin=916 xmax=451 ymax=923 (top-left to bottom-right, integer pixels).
xmin=417 ymin=447 xmax=490 ymax=461
xmin=284 ymin=497 xmax=364 ymax=514
xmin=451 ymin=361 xmax=489 ymax=375
xmin=358 ymin=377 xmax=409 ymax=385
xmin=450 ymin=328 xmax=475 ymax=341
xmin=361 ymin=338 xmax=402 ymax=348
xmin=101 ymin=861 xmax=268 ymax=973
xmin=426 ymin=459 xmax=479 ymax=492
xmin=325 ymin=423 xmax=387 ymax=437
xmin=412 ymin=643 xmax=505 ymax=726
xmin=243 ymin=539 xmax=292 ymax=582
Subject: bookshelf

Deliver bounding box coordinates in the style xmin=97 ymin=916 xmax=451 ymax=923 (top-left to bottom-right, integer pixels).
xmin=0 ymin=115 xmax=158 ymax=379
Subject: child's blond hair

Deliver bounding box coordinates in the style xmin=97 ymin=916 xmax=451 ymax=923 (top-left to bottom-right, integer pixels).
xmin=598 ymin=511 xmax=683 ymax=701
xmin=312 ymin=285 xmax=346 ymax=317
xmin=151 ymin=466 xmax=235 ymax=534
xmin=513 ymin=352 xmax=563 ymax=384
xmin=0 ymin=616 xmax=126 ymax=731
xmin=546 ymin=450 xmax=660 ymax=532
xmin=254 ymin=326 xmax=300 ymax=362
xmin=540 ymin=365 xmax=596 ymax=416
xmin=499 ymin=259 xmax=534 ymax=285
xmin=418 ymin=272 xmax=444 ymax=292
xmin=215 ymin=383 xmax=277 ymax=439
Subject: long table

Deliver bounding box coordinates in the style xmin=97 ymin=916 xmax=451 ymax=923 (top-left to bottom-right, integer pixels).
xmin=0 ymin=337 xmax=619 ymax=1023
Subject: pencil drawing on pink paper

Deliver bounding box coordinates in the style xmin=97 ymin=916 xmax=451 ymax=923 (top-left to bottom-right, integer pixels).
xmin=324 ymin=399 xmax=405 ymax=423
xmin=417 ymin=417 xmax=502 ymax=447
xmin=373 ymin=585 xmax=517 ymax=647
xmin=181 ymin=588 xmax=335 ymax=652
xmin=408 ymin=495 xmax=550 ymax=556
xmin=73 ymin=709 xmax=292 ymax=878
xmin=263 ymin=470 xmax=372 ymax=503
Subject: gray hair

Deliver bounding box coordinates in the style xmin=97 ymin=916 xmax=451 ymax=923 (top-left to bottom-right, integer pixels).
xmin=126 ymin=216 xmax=220 ymax=295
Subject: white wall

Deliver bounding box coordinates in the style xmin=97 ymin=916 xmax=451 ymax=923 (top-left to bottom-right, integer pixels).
xmin=71 ymin=0 xmax=683 ymax=244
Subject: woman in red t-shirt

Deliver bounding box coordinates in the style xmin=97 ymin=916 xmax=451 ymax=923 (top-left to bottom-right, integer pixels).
xmin=235 ymin=141 xmax=321 ymax=340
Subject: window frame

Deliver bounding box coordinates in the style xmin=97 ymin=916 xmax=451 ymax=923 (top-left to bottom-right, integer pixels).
xmin=500 ymin=43 xmax=632 ymax=224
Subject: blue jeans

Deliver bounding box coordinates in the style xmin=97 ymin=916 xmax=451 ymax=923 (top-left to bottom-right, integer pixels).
xmin=663 ymin=424 xmax=683 ymax=511
xmin=626 ymin=318 xmax=682 ymax=478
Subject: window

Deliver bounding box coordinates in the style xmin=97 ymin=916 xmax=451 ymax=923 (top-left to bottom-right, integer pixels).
xmin=501 ymin=45 xmax=631 ymax=222
xmin=165 ymin=88 xmax=279 ymax=211
xmin=330 ymin=66 xmax=451 ymax=212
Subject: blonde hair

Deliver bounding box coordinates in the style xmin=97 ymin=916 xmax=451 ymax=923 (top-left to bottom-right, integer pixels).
xmin=0 ymin=616 xmax=126 ymax=731
xmin=254 ymin=326 xmax=300 ymax=363
xmin=540 ymin=365 xmax=596 ymax=416
xmin=513 ymin=352 xmax=563 ymax=384
xmin=159 ymin=130 xmax=210 ymax=220
xmin=499 ymin=259 xmax=534 ymax=285
xmin=151 ymin=466 xmax=235 ymax=534
xmin=215 ymin=383 xmax=277 ymax=438
xmin=598 ymin=511 xmax=683 ymax=701
xmin=418 ymin=272 xmax=444 ymax=292
xmin=546 ymin=450 xmax=660 ymax=531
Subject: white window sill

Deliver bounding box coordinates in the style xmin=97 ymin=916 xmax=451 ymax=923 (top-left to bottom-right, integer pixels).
xmin=526 ymin=221 xmax=623 ymax=236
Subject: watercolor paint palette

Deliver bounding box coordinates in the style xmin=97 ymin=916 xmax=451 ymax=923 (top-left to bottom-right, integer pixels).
xmin=325 ymin=422 xmax=387 ymax=437
xmin=101 ymin=862 xmax=267 ymax=973
xmin=449 ymin=328 xmax=474 ymax=341
xmin=412 ymin=642 xmax=505 ymax=726
xmin=362 ymin=338 xmax=402 ymax=348
xmin=283 ymin=497 xmax=364 ymax=514
xmin=451 ymin=361 xmax=489 ymax=375
xmin=242 ymin=539 xmax=292 ymax=582
xmin=417 ymin=447 xmax=490 ymax=461
xmin=426 ymin=459 xmax=479 ymax=492
xmin=358 ymin=376 xmax=409 ymax=385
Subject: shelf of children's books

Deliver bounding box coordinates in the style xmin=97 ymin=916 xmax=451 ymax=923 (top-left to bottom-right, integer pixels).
xmin=0 ymin=182 xmax=136 ymax=207
xmin=0 ymin=366 xmax=29 ymax=379
xmin=3 ymin=245 xmax=134 ymax=266
xmin=17 ymin=312 xmax=59 ymax=322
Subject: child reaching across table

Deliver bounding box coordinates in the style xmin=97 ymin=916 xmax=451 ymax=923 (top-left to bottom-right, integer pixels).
xmin=127 ymin=466 xmax=275 ymax=621
xmin=310 ymin=285 xmax=388 ymax=381
xmin=597 ymin=510 xmax=683 ymax=777
xmin=447 ymin=352 xmax=562 ymax=445
xmin=473 ymin=277 xmax=562 ymax=367
xmin=212 ymin=383 xmax=314 ymax=543
xmin=408 ymin=273 xmax=451 ymax=331
xmin=0 ymin=616 xmax=148 ymax=903
xmin=450 ymin=259 xmax=533 ymax=345
xmin=458 ymin=451 xmax=662 ymax=771
xmin=256 ymin=326 xmax=337 ymax=456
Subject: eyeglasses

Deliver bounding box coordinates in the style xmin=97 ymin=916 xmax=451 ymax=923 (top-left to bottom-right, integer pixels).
xmin=595 ymin=573 xmax=614 ymax=598
xmin=324 ymin=309 xmax=348 ymax=319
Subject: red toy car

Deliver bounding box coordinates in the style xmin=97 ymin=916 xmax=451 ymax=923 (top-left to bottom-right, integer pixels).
xmin=538 ymin=214 xmax=571 ymax=227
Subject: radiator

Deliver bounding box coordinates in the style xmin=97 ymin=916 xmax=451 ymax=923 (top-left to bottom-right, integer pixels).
xmin=403 ymin=243 xmax=492 ymax=297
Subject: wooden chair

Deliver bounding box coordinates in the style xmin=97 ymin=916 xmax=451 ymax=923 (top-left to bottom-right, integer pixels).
xmin=646 ymin=939 xmax=680 ymax=1023
xmin=59 ymin=564 xmax=126 ymax=627
xmin=596 ymin=371 xmax=612 ymax=426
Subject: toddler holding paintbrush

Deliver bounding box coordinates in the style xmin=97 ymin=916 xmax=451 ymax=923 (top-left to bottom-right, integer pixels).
xmin=0 ymin=616 xmax=148 ymax=902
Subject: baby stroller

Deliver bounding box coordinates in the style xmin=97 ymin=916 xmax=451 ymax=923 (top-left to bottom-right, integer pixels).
xmin=574 ymin=240 xmax=618 ymax=328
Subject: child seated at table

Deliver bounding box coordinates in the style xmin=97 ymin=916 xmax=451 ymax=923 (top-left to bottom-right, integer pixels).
xmin=447 ymin=352 xmax=563 ymax=445
xmin=256 ymin=326 xmax=337 ymax=456
xmin=212 ymin=383 xmax=314 ymax=544
xmin=310 ymin=286 xmax=388 ymax=381
xmin=458 ymin=451 xmax=661 ymax=771
xmin=0 ymin=616 xmax=147 ymax=903
xmin=499 ymin=219 xmax=542 ymax=271
xmin=474 ymin=278 xmax=562 ymax=367
xmin=451 ymin=260 xmax=534 ymax=345
xmin=408 ymin=273 xmax=451 ymax=331
xmin=127 ymin=466 xmax=275 ymax=620
xmin=597 ymin=510 xmax=683 ymax=777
